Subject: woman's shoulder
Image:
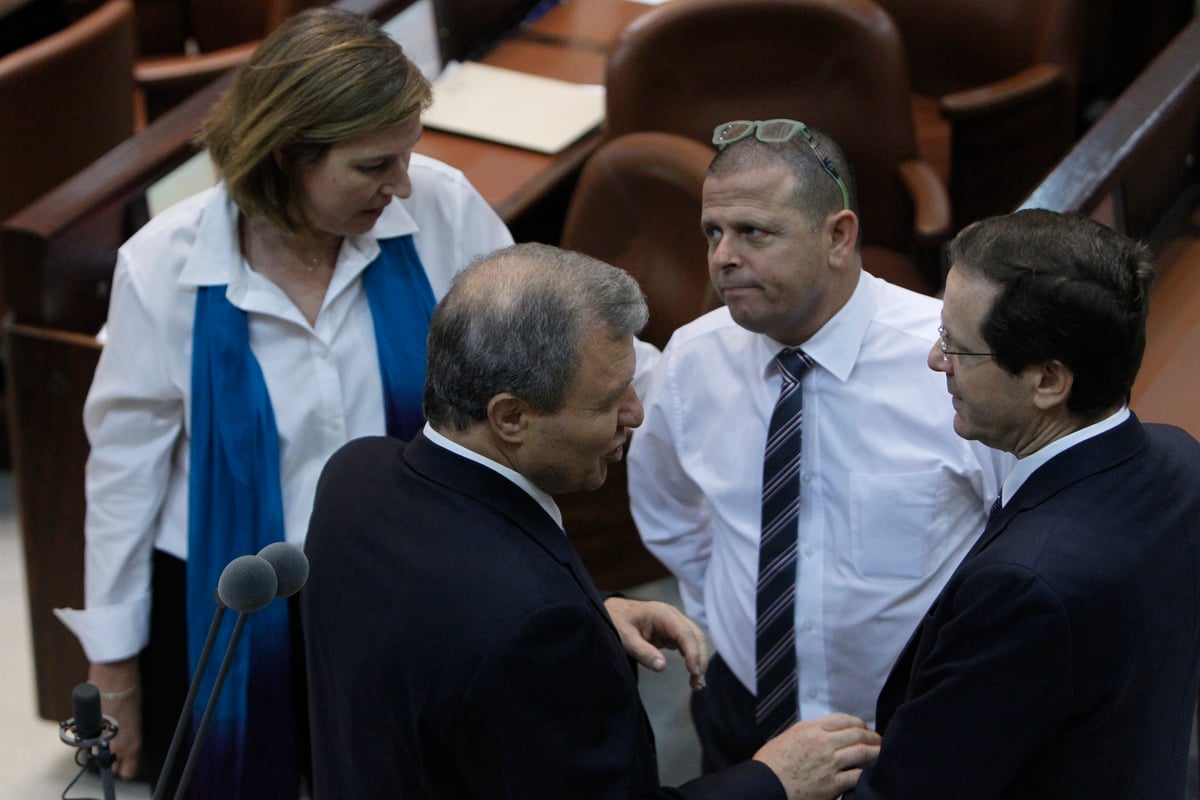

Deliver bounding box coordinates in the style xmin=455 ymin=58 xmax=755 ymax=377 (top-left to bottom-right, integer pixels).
xmin=119 ymin=185 xmax=226 ymax=266
xmin=407 ymin=152 xmax=472 ymax=193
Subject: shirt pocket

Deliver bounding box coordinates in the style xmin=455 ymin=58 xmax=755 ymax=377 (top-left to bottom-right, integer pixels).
xmin=849 ymin=469 xmax=947 ymax=580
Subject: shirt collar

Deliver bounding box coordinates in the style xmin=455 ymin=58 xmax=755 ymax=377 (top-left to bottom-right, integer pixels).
xmin=177 ymin=183 xmax=421 ymax=290
xmin=1000 ymin=406 xmax=1131 ymax=506
xmin=756 ymin=270 xmax=873 ymax=382
xmin=423 ymin=423 xmax=565 ymax=530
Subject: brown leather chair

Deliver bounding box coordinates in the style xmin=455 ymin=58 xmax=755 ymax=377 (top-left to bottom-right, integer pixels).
xmin=0 ymin=0 xmax=136 ymax=222
xmin=560 ymin=131 xmax=719 ymax=351
xmin=874 ymin=0 xmax=1088 ymax=230
xmin=604 ymin=0 xmax=950 ymax=295
xmin=133 ymin=0 xmax=327 ymax=121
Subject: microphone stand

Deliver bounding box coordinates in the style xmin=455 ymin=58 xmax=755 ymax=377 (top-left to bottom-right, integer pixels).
xmin=59 ymin=714 xmax=119 ymax=800
xmin=149 ymin=549 xmax=294 ymax=800
xmin=150 ymin=593 xmax=226 ymax=800
xmin=172 ymin=611 xmax=251 ymax=800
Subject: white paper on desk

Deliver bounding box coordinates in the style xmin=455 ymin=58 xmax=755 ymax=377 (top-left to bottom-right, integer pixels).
xmin=423 ymin=62 xmax=605 ymax=154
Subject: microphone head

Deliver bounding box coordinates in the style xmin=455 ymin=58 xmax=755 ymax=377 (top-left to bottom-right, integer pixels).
xmin=71 ymin=682 xmax=103 ymax=740
xmin=256 ymin=541 xmax=310 ymax=598
xmin=217 ymin=555 xmax=278 ymax=613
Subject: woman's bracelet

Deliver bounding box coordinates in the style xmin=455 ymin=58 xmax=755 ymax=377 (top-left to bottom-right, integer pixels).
xmin=100 ymin=682 xmax=140 ymax=701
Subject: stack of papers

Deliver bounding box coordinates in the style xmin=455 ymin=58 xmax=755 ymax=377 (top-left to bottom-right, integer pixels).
xmin=423 ymin=62 xmax=606 ymax=154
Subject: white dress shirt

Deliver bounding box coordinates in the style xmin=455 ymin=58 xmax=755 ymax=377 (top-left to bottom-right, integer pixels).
xmin=628 ymin=271 xmax=1013 ymax=725
xmin=56 ymin=154 xmax=513 ymax=663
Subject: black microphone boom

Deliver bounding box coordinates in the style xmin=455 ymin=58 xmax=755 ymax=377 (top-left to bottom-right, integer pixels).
xmin=151 ymin=554 xmax=279 ymax=800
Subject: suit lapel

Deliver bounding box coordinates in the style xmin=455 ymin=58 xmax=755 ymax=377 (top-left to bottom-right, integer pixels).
xmin=968 ymin=415 xmax=1148 ymax=559
xmin=402 ymin=431 xmax=616 ymax=626
xmin=877 ymin=416 xmax=1149 ymax=731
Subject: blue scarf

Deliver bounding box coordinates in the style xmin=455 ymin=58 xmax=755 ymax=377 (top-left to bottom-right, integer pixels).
xmin=186 ymin=235 xmax=433 ymax=799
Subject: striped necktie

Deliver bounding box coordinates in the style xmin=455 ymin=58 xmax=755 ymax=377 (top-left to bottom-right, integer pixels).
xmin=755 ymin=347 xmax=815 ymax=738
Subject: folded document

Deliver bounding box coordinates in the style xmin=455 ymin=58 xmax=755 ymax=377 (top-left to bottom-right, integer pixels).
xmin=423 ymin=62 xmax=605 ymax=154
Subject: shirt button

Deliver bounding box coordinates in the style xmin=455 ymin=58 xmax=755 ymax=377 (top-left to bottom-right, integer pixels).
xmin=808 ymin=689 xmax=819 ymax=699
xmin=803 ymin=621 xmax=814 ymax=632
xmin=803 ymin=546 xmax=815 ymax=557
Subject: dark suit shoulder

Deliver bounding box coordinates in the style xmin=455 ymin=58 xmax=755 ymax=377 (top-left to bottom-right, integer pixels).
xmin=1144 ymin=420 xmax=1200 ymax=462
xmin=322 ymin=434 xmax=405 ymax=478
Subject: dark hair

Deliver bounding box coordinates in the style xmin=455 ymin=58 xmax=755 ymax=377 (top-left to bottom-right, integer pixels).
xmin=949 ymin=209 xmax=1155 ymax=418
xmin=202 ymin=7 xmax=432 ymax=233
xmin=424 ymin=243 xmax=648 ymax=431
xmin=708 ymin=124 xmax=859 ymax=234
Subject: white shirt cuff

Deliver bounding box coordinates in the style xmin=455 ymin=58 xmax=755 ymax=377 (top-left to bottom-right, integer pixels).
xmin=54 ymin=593 xmax=151 ymax=664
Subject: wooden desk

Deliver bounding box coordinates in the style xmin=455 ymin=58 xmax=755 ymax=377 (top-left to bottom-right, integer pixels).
xmin=414 ymin=0 xmax=665 ymax=237
xmin=414 ymin=36 xmax=610 ymax=240
xmin=521 ymin=0 xmax=659 ymax=51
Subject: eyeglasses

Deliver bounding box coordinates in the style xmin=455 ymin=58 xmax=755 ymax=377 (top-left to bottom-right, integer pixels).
xmin=712 ymin=119 xmax=851 ymax=210
xmin=938 ymin=325 xmax=995 ymax=360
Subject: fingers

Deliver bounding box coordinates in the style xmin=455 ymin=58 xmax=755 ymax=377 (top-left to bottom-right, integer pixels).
xmin=603 ymin=596 xmax=709 ymax=685
xmin=834 ymin=740 xmax=881 ymax=772
xmin=604 ymin=597 xmax=668 ymax=670
xmin=106 ymin=698 xmax=143 ymax=780
xmin=829 ymin=767 xmax=865 ymax=795
xmin=88 ymin=659 xmax=143 ymax=781
xmin=113 ymin=746 xmax=141 ymax=780
xmin=629 ymin=637 xmax=670 ymax=672
xmin=664 ymin=609 xmax=708 ymax=682
xmin=814 ymin=712 xmax=869 ymax=731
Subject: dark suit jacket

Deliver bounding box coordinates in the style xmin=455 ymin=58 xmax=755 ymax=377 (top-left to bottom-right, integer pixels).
xmin=302 ymin=432 xmax=781 ymax=799
xmin=850 ymin=415 xmax=1200 ymax=799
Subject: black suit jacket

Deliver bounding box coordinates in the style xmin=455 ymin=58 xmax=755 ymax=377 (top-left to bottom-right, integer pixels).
xmin=850 ymin=415 xmax=1200 ymax=799
xmin=302 ymin=432 xmax=781 ymax=799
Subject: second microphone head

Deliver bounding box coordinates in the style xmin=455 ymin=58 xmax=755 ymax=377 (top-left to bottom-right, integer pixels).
xmin=217 ymin=555 xmax=278 ymax=613
xmin=257 ymin=541 xmax=310 ymax=598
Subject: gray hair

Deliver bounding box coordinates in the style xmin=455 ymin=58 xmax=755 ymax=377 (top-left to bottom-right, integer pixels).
xmin=424 ymin=243 xmax=648 ymax=431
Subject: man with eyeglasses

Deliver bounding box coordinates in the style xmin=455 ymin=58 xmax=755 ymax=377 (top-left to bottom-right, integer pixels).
xmin=627 ymin=120 xmax=1012 ymax=772
xmin=846 ymin=209 xmax=1200 ymax=799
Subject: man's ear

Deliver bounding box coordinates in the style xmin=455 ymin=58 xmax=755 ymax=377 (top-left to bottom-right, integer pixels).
xmin=827 ymin=209 xmax=859 ymax=269
xmin=1030 ymin=359 xmax=1075 ymax=412
xmin=487 ymin=393 xmax=529 ymax=444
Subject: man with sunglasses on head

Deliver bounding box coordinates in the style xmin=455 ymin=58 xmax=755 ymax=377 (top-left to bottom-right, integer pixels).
xmin=628 ymin=120 xmax=1012 ymax=771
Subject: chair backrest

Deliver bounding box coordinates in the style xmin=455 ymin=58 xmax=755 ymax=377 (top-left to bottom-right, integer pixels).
xmin=557 ymin=133 xmax=713 ymax=593
xmin=191 ymin=0 xmax=320 ymax=53
xmin=0 ymin=0 xmax=136 ymax=221
xmin=560 ymin=131 xmax=719 ymax=350
xmin=604 ymin=0 xmax=922 ymax=256
xmin=0 ymin=0 xmax=69 ymax=57
xmin=875 ymin=0 xmax=1087 ymax=99
xmin=131 ymin=0 xmax=303 ymax=55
